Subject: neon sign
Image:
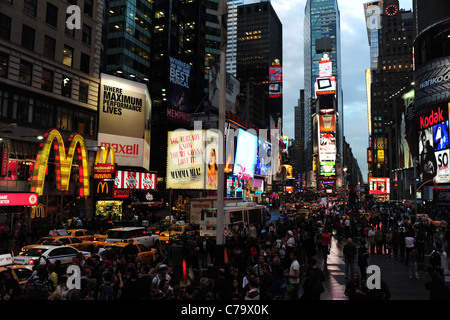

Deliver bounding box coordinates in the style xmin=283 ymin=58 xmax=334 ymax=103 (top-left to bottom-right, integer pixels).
xmin=31 ymin=129 xmax=90 ymax=197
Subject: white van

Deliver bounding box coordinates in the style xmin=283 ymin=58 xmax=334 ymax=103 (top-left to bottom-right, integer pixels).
xmin=105 ymin=227 xmax=159 ymax=248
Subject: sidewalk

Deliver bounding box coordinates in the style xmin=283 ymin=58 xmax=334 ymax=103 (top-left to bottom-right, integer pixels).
xmin=316 ymin=237 xmax=433 ymax=300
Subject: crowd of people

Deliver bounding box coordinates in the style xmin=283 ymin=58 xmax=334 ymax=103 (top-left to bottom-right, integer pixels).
xmin=1 ymin=198 xmax=449 ymax=301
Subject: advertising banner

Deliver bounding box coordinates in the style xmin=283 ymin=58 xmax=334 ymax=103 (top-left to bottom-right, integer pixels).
xmin=0 ymin=193 xmax=38 ymax=206
xmin=209 ymin=62 xmax=240 ymax=113
xmin=319 ymin=114 xmax=336 ymax=132
xmin=168 ymin=56 xmax=192 ymax=116
xmin=418 ymin=103 xmax=450 ymax=183
xmin=98 ymin=133 xmax=150 ymax=170
xmin=319 ymin=132 xmax=336 ymax=161
xmin=166 ymin=130 xmax=206 ymax=190
xmin=114 ymin=171 xmax=156 ymax=190
xmin=315 ymin=76 xmax=336 ymax=97
xmin=369 ymin=177 xmax=390 ymax=195
xmin=319 ymin=60 xmax=332 ymax=77
xmin=320 ymin=161 xmax=336 ymax=176
xmin=233 ymin=129 xmax=258 ymax=181
xmin=397 ymin=90 xmax=415 ymax=169
xmin=99 ymin=74 xmax=149 ymax=139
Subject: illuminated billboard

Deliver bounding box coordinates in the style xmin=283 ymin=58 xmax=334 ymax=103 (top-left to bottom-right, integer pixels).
xmin=166 ymin=130 xmax=219 ymax=190
xmin=269 ymin=64 xmax=282 ymax=98
xmin=269 ymin=65 xmax=283 ymax=83
xmin=31 ymin=129 xmax=90 ymax=197
xmin=168 ymin=56 xmax=192 ymax=114
xmin=115 ymin=171 xmax=157 ymax=190
xmin=320 ymin=161 xmax=336 ymax=176
xmin=418 ymin=103 xmax=450 ymax=183
xmin=98 ymin=73 xmax=152 ymax=170
xmin=369 ymin=177 xmax=390 ymax=195
xmin=315 ymin=77 xmax=336 ymax=97
xmin=319 ymin=132 xmax=336 ymax=161
xmin=255 ymin=140 xmax=272 ymax=176
xmin=319 ymin=114 xmax=336 ymax=132
xmin=233 ymin=129 xmax=258 ymax=180
xmin=319 ymin=60 xmax=332 ymax=77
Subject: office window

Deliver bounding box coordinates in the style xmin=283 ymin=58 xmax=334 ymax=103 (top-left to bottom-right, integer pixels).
xmin=19 ymin=60 xmax=33 ymax=86
xmin=21 ymin=25 xmax=35 ymax=51
xmin=82 ymin=24 xmax=91 ymax=45
xmin=43 ymin=36 xmax=56 ymax=60
xmin=46 ymin=2 xmax=58 ymax=28
xmin=61 ymin=76 xmax=72 ymax=98
xmin=63 ymin=45 xmax=74 ymax=67
xmin=80 ymin=53 xmax=90 ymax=73
xmin=41 ymin=68 xmax=53 ymax=92
xmin=79 ymin=82 xmax=89 ymax=103
xmin=23 ymin=0 xmax=37 ymax=16
xmin=0 ymin=13 xmax=12 ymax=41
xmin=84 ymin=0 xmax=93 ymax=17
xmin=0 ymin=52 xmax=8 ymax=78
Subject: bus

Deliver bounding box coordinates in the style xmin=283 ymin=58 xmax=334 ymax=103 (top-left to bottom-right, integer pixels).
xmin=199 ymin=202 xmax=267 ymax=238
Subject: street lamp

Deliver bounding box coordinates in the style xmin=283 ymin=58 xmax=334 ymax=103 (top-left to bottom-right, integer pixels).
xmin=343 ymin=167 xmax=348 ymax=215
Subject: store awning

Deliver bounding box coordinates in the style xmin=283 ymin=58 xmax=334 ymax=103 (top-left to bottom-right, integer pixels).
xmin=9 ymin=140 xmax=40 ymax=159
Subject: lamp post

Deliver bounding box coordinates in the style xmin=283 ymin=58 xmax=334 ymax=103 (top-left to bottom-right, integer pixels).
xmin=343 ymin=167 xmax=347 ymax=215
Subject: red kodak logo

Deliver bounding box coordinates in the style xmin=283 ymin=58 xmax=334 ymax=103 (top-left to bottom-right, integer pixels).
xmin=420 ymin=107 xmax=444 ymax=130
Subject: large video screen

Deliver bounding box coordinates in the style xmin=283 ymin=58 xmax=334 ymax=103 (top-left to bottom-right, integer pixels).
xmin=369 ymin=177 xmax=390 ymax=195
xmin=233 ymin=129 xmax=258 ymax=180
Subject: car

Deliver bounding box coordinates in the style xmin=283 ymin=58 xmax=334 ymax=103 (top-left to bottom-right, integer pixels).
xmin=103 ymin=241 xmax=157 ymax=264
xmin=66 ymin=229 xmax=107 ymax=242
xmin=105 ymin=227 xmax=160 ymax=248
xmin=21 ymin=236 xmax=102 ymax=253
xmin=14 ymin=245 xmax=90 ymax=266
xmin=414 ymin=214 xmax=441 ymax=228
xmin=0 ymin=263 xmax=34 ymax=287
xmin=159 ymin=225 xmax=197 ymax=244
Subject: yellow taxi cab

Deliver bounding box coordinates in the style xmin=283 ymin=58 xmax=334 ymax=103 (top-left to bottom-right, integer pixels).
xmin=359 ymin=211 xmax=371 ymax=222
xmin=413 ymin=214 xmax=441 ymax=228
xmin=66 ymin=229 xmax=107 ymax=242
xmin=21 ymin=236 xmax=102 ymax=253
xmin=159 ymin=224 xmax=197 ymax=244
xmin=0 ymin=264 xmax=34 ymax=287
xmin=103 ymin=241 xmax=157 ymax=264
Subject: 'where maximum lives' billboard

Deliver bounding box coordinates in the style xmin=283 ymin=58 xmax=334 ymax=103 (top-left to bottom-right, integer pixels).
xmin=98 ymin=73 xmax=152 ymax=170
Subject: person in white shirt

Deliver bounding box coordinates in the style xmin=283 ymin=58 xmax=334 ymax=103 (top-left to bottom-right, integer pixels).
xmin=284 ymin=251 xmax=300 ymax=300
xmin=404 ymin=233 xmax=415 ymax=265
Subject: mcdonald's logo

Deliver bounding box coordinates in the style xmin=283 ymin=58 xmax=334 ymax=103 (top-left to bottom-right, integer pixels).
xmin=30 ymin=129 xmax=90 ymax=197
xmin=97 ymin=181 xmax=109 ymax=194
xmin=31 ymin=203 xmax=45 ymax=219
xmin=94 ymin=146 xmax=115 ymax=166
xmin=95 ymin=179 xmax=113 ymax=198
xmin=94 ymin=146 xmax=116 ymax=179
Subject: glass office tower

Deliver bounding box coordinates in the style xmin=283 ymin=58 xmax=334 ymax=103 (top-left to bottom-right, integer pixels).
xmin=304 ymin=0 xmax=342 ymax=188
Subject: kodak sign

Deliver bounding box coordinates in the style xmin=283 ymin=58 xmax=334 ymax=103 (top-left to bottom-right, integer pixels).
xmin=419 ymin=106 xmax=445 ymax=130
xmin=31 ymin=129 xmax=90 ymax=197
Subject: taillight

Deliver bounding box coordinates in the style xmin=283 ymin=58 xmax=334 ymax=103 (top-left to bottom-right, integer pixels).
xmin=29 ymin=259 xmax=35 ymax=265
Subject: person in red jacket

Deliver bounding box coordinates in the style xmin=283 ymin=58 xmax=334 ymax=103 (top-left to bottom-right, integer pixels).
xmin=320 ymin=229 xmax=331 ymax=265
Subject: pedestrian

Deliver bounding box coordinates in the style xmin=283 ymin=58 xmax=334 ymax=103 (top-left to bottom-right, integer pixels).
xmin=343 ymin=238 xmax=357 ymax=279
xmin=409 ymin=248 xmax=419 ymax=279
xmin=375 ymin=226 xmax=384 ymax=254
xmin=425 ymin=266 xmax=450 ymax=300
xmin=404 ymin=232 xmax=415 ymax=265
xmin=320 ymin=228 xmax=331 ymax=265
xmin=368 ymin=226 xmax=376 ymax=254
xmin=300 ymin=258 xmax=325 ymax=300
xmin=357 ymin=240 xmax=369 ymax=281
xmin=244 ymin=277 xmax=260 ymax=300
xmin=284 ymin=251 xmax=300 ymax=300
xmin=259 ymin=264 xmax=274 ymax=300
xmin=344 ymin=271 xmax=367 ymax=300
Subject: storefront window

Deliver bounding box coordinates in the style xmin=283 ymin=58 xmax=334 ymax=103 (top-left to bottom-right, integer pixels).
xmin=96 ymin=201 xmax=123 ymax=219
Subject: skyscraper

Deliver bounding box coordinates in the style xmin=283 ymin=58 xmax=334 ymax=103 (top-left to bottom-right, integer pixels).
xmin=304 ymin=0 xmax=342 ymax=188
xmin=364 ymin=0 xmax=414 ymax=185
xmin=236 ymin=1 xmax=282 ymax=129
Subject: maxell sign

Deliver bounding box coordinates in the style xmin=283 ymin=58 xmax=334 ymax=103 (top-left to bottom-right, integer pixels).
xmin=98 ymin=133 xmax=150 ymax=170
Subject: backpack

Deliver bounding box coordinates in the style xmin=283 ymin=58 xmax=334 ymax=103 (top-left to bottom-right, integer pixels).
xmin=100 ymin=283 xmax=116 ymax=300
xmin=429 ymin=251 xmax=441 ymax=267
